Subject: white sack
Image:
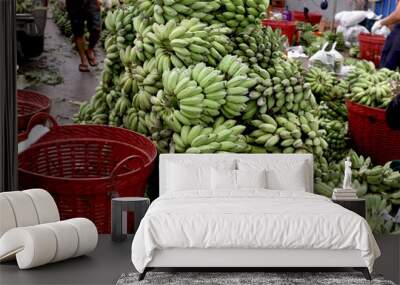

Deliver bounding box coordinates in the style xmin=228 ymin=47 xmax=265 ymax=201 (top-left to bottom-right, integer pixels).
xmin=344 ymin=25 xmax=370 ymax=45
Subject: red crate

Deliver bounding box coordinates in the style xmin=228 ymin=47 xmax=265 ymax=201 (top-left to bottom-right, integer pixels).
xmin=292 ymin=11 xmax=322 ymax=25
xmin=262 ymin=19 xmax=297 ymax=45
xmin=358 ymin=33 xmax=385 ymax=66
xmin=346 ymin=100 xmax=400 ymax=165
xmin=18 ymin=113 xmax=157 ymax=233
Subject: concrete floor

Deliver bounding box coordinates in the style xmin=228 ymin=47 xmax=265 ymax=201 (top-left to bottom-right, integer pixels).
xmin=0 ymin=235 xmax=134 ymax=285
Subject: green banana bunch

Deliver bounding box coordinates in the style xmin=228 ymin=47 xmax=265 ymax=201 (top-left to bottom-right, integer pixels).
xmin=131 ymin=15 xmax=155 ymax=63
xmin=143 ymin=18 xmax=232 ymax=73
xmin=264 ymin=58 xmax=317 ymax=114
xmin=217 ymin=55 xmax=257 ymax=118
xmin=172 ymin=117 xmax=249 ymax=153
xmin=319 ymin=119 xmax=348 ymax=162
xmin=345 ymin=63 xmax=400 ymax=108
xmin=232 ymin=26 xmax=285 ymax=68
xmin=122 ymin=108 xmax=149 ymax=135
xmin=305 ymin=67 xmax=335 ymax=101
xmin=248 ymin=112 xmax=328 ymax=156
xmin=190 ymin=62 xmax=226 ymax=118
xmin=216 ymin=0 xmax=269 ymax=29
xmin=120 ymin=58 xmax=162 ymax=111
xmin=136 ymin=0 xmax=216 ymax=25
xmin=318 ymin=101 xmax=347 ymax=122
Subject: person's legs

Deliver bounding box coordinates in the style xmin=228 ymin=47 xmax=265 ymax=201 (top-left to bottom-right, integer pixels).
xmin=66 ymin=0 xmax=89 ymax=71
xmin=85 ymin=0 xmax=102 ymax=66
xmin=75 ymin=37 xmax=89 ymax=68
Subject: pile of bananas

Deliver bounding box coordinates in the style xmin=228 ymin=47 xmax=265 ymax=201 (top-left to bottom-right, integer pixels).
xmin=314 ymin=150 xmax=400 ymax=234
xmin=17 ymin=0 xmax=33 ymax=13
xmin=53 ymin=1 xmax=73 ymax=37
xmin=73 ymin=0 xmax=400 ymax=234
xmin=346 ymin=62 xmax=400 ymax=108
xmin=173 ymin=117 xmax=249 ymax=153
xmin=248 ymin=112 xmax=328 ymax=156
xmin=135 ymin=0 xmax=268 ymax=29
xmin=232 ymin=26 xmax=285 ymax=68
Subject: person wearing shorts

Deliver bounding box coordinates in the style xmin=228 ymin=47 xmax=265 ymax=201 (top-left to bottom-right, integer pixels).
xmin=66 ymin=0 xmax=101 ymax=72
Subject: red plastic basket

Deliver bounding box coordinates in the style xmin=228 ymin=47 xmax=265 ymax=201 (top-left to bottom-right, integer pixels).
xmin=292 ymin=11 xmax=322 ymax=25
xmin=18 ymin=113 xmax=157 ymax=233
xmin=346 ymin=100 xmax=400 ymax=165
xmin=262 ymin=19 xmax=297 ymax=45
xmin=358 ymin=33 xmax=385 ymax=66
xmin=17 ymin=90 xmax=51 ymax=132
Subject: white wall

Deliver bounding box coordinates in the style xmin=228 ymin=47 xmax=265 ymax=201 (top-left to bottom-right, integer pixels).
xmin=285 ymin=0 xmax=361 ymax=20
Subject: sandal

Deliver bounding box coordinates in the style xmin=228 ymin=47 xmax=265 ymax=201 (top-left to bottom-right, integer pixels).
xmin=85 ymin=50 xmax=98 ymax=66
xmin=79 ymin=64 xmax=90 ymax=72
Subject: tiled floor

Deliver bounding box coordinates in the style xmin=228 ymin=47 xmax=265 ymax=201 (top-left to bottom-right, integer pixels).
xmin=0 ymin=235 xmax=133 ymax=285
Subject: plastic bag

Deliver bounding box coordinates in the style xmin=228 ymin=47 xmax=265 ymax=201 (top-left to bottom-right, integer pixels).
xmin=335 ymin=11 xmax=370 ymax=27
xmin=309 ymin=42 xmax=331 ymax=69
xmin=287 ymin=46 xmax=307 ymax=58
xmin=344 ymin=25 xmax=369 ymax=45
xmin=18 ymin=125 xmax=49 ymax=154
xmin=327 ymin=42 xmax=344 ymax=73
xmin=374 ymin=25 xmax=391 ymax=37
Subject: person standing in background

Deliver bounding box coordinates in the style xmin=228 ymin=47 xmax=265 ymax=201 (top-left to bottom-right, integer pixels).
xmin=66 ymin=0 xmax=101 ymax=72
xmin=372 ymin=0 xmax=400 ymax=70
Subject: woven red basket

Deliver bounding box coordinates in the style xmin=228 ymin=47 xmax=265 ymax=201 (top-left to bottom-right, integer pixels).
xmin=262 ymin=19 xmax=297 ymax=45
xmin=17 ymin=90 xmax=51 ymax=132
xmin=18 ymin=113 xmax=157 ymax=233
xmin=292 ymin=11 xmax=322 ymax=25
xmin=358 ymin=33 xmax=385 ymax=66
xmin=346 ymin=100 xmax=400 ymax=165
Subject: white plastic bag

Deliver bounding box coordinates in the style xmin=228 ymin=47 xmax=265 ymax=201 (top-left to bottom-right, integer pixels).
xmin=327 ymin=42 xmax=344 ymax=73
xmin=309 ymin=42 xmax=331 ymax=69
xmin=335 ymin=11 xmax=368 ymax=27
xmin=344 ymin=25 xmax=369 ymax=45
xmin=287 ymin=46 xmax=307 ymax=58
xmin=374 ymin=25 xmax=391 ymax=37
xmin=18 ymin=125 xmax=49 ymax=154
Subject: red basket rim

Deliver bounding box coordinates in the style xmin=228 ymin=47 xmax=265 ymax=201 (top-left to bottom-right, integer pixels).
xmin=292 ymin=10 xmax=322 ymax=16
xmin=18 ymin=89 xmax=51 ymax=118
xmin=29 ymin=122 xmax=158 ymax=168
xmin=262 ymin=20 xmax=297 ymax=27
xmin=18 ymin=137 xmax=151 ymax=181
xmin=358 ymin=33 xmax=385 ymax=43
xmin=345 ymin=99 xmax=386 ymax=113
